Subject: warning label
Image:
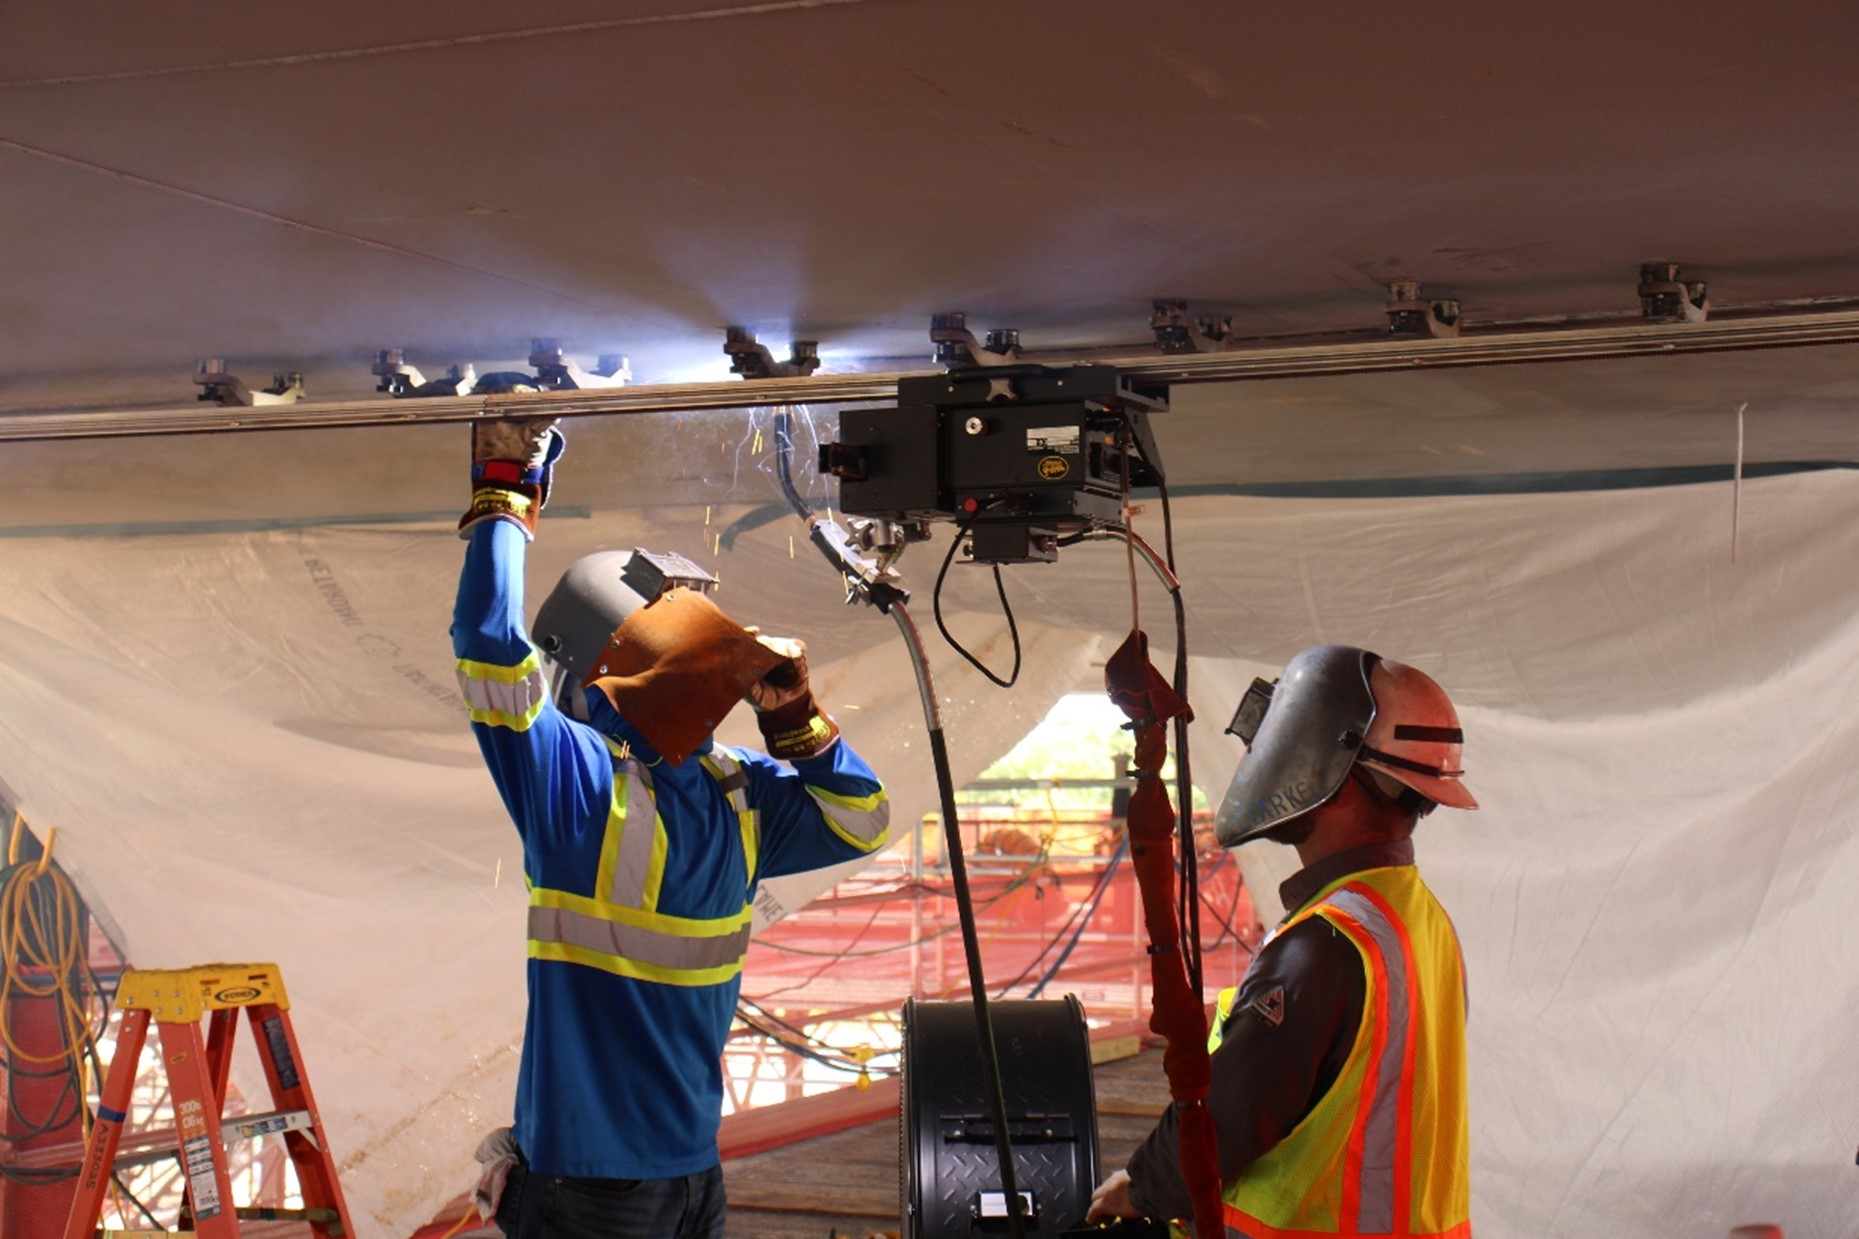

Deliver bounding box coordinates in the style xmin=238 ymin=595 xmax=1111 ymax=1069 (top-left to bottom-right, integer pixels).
xmin=1025 ymin=425 xmax=1080 ymax=454
xmin=182 ymin=1135 xmax=223 ymax=1219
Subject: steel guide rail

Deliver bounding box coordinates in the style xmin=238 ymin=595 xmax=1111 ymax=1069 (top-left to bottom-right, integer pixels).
xmin=7 ymin=307 xmax=1859 ymax=442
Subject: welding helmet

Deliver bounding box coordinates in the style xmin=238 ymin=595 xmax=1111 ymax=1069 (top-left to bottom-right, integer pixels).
xmin=473 ymin=371 xmax=543 ymax=394
xmin=532 ymin=548 xmax=782 ymax=764
xmin=1214 ymin=645 xmax=1476 ymax=848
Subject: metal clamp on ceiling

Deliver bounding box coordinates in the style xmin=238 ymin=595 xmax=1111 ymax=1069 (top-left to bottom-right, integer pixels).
xmin=372 ymin=348 xmax=476 ymax=398
xmin=1639 ymin=261 xmax=1710 ymax=323
xmin=723 ymin=326 xmax=820 ymax=380
xmin=1385 ymin=279 xmax=1462 ymax=339
xmin=193 ymin=359 xmax=307 ymax=408
xmin=530 ymin=338 xmax=632 ymax=390
xmin=1149 ymin=298 xmax=1239 ymax=354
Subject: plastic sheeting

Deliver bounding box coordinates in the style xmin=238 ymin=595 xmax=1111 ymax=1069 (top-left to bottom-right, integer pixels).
xmin=1 ymin=414 xmax=1855 ymax=1234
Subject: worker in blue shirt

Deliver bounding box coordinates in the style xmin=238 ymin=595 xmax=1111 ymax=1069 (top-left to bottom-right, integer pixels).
xmin=449 ymin=411 xmax=891 ymax=1238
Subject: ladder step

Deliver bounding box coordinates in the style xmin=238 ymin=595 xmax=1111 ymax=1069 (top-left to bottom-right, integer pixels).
xmin=109 ymin=1109 xmax=317 ymax=1171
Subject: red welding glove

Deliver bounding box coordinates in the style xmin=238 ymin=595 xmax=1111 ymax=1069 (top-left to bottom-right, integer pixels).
xmin=747 ymin=635 xmax=840 ymax=761
xmin=458 ymin=418 xmax=566 ymax=540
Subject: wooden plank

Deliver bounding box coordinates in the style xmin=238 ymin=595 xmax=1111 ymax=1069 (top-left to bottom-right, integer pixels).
xmin=718 ymin=1076 xmax=899 ymax=1160
xmin=727 ymin=1178 xmax=896 ymax=1219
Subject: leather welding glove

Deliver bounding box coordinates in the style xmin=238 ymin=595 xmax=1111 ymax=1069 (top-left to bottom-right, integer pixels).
xmin=457 ymin=418 xmax=566 ymax=540
xmin=746 ymin=635 xmax=841 ymax=761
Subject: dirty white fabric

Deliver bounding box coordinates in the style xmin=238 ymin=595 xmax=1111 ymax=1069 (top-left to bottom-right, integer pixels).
xmin=0 ymin=414 xmax=1853 ymax=1236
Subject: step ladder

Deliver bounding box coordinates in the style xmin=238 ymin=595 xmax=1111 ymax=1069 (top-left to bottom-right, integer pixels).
xmin=63 ymin=963 xmax=354 ymax=1238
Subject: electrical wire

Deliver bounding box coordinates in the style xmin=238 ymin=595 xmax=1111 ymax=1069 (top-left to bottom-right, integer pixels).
xmin=1021 ymin=842 xmax=1128 ymax=1002
xmin=0 ymin=815 xmax=117 ymax=1187
xmin=931 ymin=507 xmax=1023 ymax=688
xmin=752 ymin=848 xmax=1050 ymax=959
xmin=1127 ymin=425 xmax=1203 ymax=1000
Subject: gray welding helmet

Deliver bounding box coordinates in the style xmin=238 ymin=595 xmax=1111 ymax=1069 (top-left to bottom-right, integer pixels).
xmin=531 ymin=547 xmax=719 ymax=719
xmin=1215 ymin=644 xmax=1478 ymax=847
xmin=1214 ymin=645 xmax=1379 ymax=847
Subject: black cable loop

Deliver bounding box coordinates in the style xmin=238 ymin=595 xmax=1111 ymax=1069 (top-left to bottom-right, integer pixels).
xmin=931 ymin=507 xmax=1022 ymax=688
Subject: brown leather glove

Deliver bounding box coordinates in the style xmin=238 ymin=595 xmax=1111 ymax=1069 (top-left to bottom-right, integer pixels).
xmin=458 ymin=418 xmax=564 ymax=540
xmin=747 ymin=636 xmax=840 ymax=761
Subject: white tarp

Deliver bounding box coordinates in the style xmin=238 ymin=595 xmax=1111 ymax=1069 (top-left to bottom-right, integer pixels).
xmin=1 ymin=412 xmax=1854 ymax=1235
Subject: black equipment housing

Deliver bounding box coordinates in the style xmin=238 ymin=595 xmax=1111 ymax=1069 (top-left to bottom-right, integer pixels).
xmin=900 ymin=996 xmax=1101 ymax=1237
xmin=823 ymin=365 xmax=1167 ymax=565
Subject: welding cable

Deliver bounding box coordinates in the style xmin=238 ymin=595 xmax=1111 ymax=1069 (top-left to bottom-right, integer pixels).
xmin=1060 ymin=512 xmax=1202 ymax=996
xmin=931 ymin=506 xmax=1023 ymax=688
xmin=1125 ymin=428 xmax=1203 ymax=999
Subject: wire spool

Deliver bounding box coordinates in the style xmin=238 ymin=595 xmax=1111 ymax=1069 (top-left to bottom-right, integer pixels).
xmin=901 ymin=995 xmax=1100 ymax=1237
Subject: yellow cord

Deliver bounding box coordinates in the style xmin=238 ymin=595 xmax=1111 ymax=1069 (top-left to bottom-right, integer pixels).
xmin=0 ymin=817 xmax=107 ymax=1155
xmin=437 ymin=1201 xmax=481 ymax=1239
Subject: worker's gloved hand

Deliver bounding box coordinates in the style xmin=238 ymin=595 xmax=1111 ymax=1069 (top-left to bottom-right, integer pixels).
xmin=747 ymin=634 xmax=840 ymax=761
xmin=458 ymin=418 xmax=566 ymax=540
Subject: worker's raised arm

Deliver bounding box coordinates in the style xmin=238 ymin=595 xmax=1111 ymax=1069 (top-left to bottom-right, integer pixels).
xmin=450 ymin=420 xmax=608 ymax=845
xmin=738 ymin=636 xmax=890 ymax=876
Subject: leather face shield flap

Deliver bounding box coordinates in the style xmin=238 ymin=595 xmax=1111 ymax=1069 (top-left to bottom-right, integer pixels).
xmin=584 ymin=588 xmax=784 ymax=765
xmin=1213 ymin=645 xmax=1379 ymax=849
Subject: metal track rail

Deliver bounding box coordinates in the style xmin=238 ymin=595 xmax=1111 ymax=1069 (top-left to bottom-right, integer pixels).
xmin=7 ymin=307 xmax=1859 ymax=442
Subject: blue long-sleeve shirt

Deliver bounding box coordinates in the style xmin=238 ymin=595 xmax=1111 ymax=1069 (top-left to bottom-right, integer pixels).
xmin=451 ymin=519 xmax=890 ymax=1177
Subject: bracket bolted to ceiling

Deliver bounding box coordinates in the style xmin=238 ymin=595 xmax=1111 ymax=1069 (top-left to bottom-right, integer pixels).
xmin=1385 ymin=280 xmax=1462 ymax=339
xmin=723 ymin=327 xmax=820 ymax=380
xmin=193 ymin=359 xmax=307 ymax=407
xmin=530 ymin=338 xmax=632 ymax=390
xmin=929 ymin=313 xmax=1023 ymax=369
xmin=1150 ymin=299 xmax=1239 ymax=353
xmin=1638 ymin=262 xmax=1709 ymax=324
xmin=373 ymin=348 xmax=476 ymax=398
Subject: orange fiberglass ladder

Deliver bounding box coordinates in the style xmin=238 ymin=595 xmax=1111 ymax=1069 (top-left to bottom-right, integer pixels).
xmin=62 ymin=963 xmax=353 ymax=1238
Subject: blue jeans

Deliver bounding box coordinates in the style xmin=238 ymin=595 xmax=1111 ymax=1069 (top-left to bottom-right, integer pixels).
xmin=494 ymin=1157 xmax=726 ymax=1238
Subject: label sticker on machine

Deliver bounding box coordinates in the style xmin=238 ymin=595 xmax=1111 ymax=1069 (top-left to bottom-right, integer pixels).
xmin=1025 ymin=426 xmax=1080 ymax=454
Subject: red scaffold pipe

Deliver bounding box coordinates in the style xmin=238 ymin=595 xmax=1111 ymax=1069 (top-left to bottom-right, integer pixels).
xmin=1104 ymin=629 xmax=1222 ymax=1239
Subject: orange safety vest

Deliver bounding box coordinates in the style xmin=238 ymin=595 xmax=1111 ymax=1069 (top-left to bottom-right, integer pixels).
xmin=1208 ymin=865 xmax=1471 ymax=1239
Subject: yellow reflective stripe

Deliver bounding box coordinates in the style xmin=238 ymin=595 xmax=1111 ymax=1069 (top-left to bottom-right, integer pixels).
xmin=1207 ymin=985 xmax=1241 ymax=1053
xmin=595 ymin=765 xmax=626 ymax=906
xmin=457 ymin=653 xmax=542 ymax=684
xmin=805 ymin=784 xmax=891 ymax=852
xmin=531 ymin=905 xmax=751 ymax=971
xmin=456 ymin=654 xmax=548 ymax=731
xmin=740 ymin=809 xmax=759 ymax=889
xmin=703 ymin=749 xmax=760 ymax=889
xmin=807 ymin=784 xmax=887 ymax=813
xmin=529 ymin=885 xmax=752 ymax=938
xmin=529 ymin=941 xmax=744 ymax=987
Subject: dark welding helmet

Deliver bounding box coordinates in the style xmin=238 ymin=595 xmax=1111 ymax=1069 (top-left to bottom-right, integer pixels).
xmin=1214 ymin=644 xmax=1476 ymax=847
xmin=532 ymin=548 xmax=782 ymax=763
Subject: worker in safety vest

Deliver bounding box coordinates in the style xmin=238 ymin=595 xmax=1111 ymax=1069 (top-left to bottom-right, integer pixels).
xmin=449 ymin=406 xmax=891 ymax=1238
xmin=1089 ymin=644 xmax=1476 ymax=1238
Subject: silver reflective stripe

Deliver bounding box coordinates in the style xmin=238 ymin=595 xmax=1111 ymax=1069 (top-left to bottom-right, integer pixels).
xmin=456 ymin=662 xmax=548 ymax=725
xmin=608 ymin=763 xmax=660 ymax=908
xmin=1327 ymin=887 xmax=1411 ymax=1235
xmin=704 ymin=750 xmax=752 ymax=815
xmin=805 ymin=786 xmax=890 ymax=848
xmin=529 ymin=906 xmax=751 ymax=972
